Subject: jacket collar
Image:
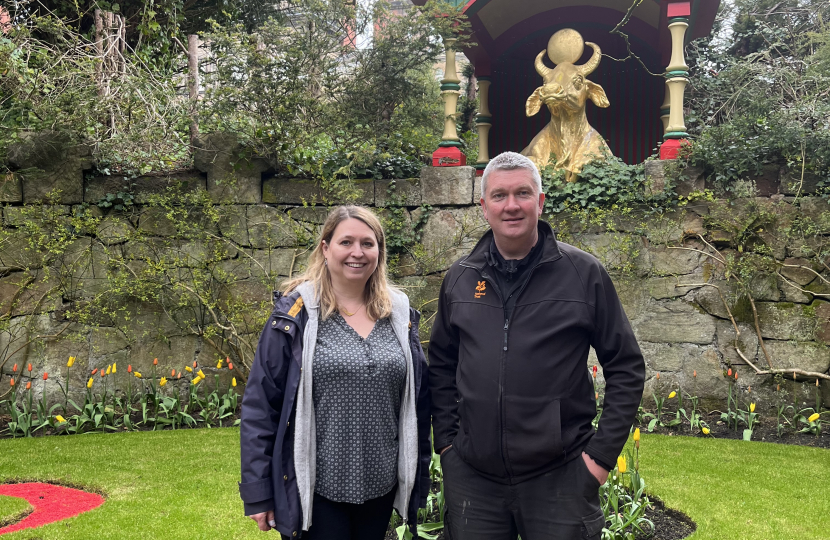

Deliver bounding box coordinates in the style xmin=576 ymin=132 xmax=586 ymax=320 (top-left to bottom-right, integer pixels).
xmin=460 ymin=220 xmax=562 ymax=273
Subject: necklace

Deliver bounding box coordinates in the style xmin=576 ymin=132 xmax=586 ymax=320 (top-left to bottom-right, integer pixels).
xmin=340 ymin=304 xmax=364 ymax=317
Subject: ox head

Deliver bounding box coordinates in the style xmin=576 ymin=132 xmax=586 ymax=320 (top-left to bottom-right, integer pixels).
xmin=526 ymin=42 xmax=609 ymax=117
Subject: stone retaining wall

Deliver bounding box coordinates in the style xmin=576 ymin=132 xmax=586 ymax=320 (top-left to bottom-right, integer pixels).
xmin=1 ymin=132 xmax=828 ymax=410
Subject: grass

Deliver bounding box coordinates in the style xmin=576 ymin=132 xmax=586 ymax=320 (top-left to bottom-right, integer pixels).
xmin=0 ymin=429 xmax=827 ymax=539
xmin=0 ymin=495 xmax=31 ymax=526
xmin=639 ymin=433 xmax=830 ymax=540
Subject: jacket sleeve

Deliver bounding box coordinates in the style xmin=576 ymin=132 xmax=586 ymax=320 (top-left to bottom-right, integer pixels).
xmin=411 ymin=309 xmax=432 ymax=509
xmin=239 ymin=312 xmax=291 ymax=514
xmin=584 ymin=263 xmax=645 ymax=470
xmin=428 ymin=271 xmax=461 ymax=453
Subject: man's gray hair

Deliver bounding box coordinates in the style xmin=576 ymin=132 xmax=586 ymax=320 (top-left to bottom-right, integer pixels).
xmin=480 ymin=152 xmax=543 ymax=199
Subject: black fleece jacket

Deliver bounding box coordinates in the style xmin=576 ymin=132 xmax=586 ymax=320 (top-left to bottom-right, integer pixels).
xmin=429 ymin=221 xmax=645 ymax=483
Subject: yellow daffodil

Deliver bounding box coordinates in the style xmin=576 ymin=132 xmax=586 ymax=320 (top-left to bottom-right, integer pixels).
xmin=808 ymin=413 xmax=820 ymax=423
xmin=159 ymin=377 xmax=167 ymax=387
xmin=67 ymin=356 xmax=75 ymax=368
xmin=112 ymin=363 xmax=117 ymax=374
xmin=87 ymin=378 xmax=94 ymax=388
xmin=106 ymin=365 xmax=111 ymax=375
xmin=216 ymin=360 xmax=223 ymax=369
xmin=750 ymin=403 xmax=756 ymax=413
xmin=185 ymin=366 xmax=193 ymax=373
xmin=55 ymin=415 xmax=66 ymax=423
xmin=232 ymin=378 xmax=237 ymax=387
xmin=702 ymin=427 xmax=710 ymax=435
xmin=617 ymin=455 xmax=627 ymax=474
xmin=668 ymin=391 xmax=676 ymax=399
xmin=197 ymin=369 xmax=206 ymax=379
xmin=134 ymin=372 xmax=142 ymax=379
xmin=633 ymin=428 xmax=640 ymax=442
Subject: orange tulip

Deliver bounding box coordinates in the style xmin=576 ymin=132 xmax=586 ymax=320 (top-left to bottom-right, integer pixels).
xmin=655 ymin=372 xmax=660 ymax=380
xmin=693 ymin=370 xmax=697 ymax=378
xmin=228 ymin=362 xmax=234 ymax=370
xmin=595 ymin=392 xmax=599 ymax=400
xmin=100 ymin=369 xmax=105 ymax=377
xmin=793 ymin=371 xmax=797 ymax=381
xmin=91 ymin=368 xmax=98 ymax=375
xmin=192 ymin=361 xmax=197 ymax=368
xmin=734 ymin=371 xmax=738 ymax=380
xmin=153 ymin=358 xmax=158 ymax=366
xmin=27 ymin=363 xmax=32 ymax=373
xmin=177 ymin=372 xmax=182 ymax=379
xmin=43 ymin=372 xmax=48 ymax=381
xmin=127 ymin=365 xmax=132 ymax=373
xmin=777 ymin=384 xmax=781 ymax=392
xmin=727 ymin=368 xmax=732 ymax=377
xmin=12 ymin=363 xmax=17 ymax=372
xmin=26 ymin=381 xmax=31 ymax=390
xmin=171 ymin=369 xmax=176 ymax=377
xmin=9 ymin=378 xmax=14 ymax=387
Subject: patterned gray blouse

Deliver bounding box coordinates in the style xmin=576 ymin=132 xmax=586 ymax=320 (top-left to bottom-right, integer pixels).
xmin=312 ymin=313 xmax=407 ymax=503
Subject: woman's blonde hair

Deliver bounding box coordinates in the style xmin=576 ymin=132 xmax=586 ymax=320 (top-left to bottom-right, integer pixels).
xmin=282 ymin=205 xmax=394 ymax=321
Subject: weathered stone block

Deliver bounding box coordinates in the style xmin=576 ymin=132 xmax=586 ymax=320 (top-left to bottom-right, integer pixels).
xmin=750 ymin=164 xmax=782 ymax=197
xmin=778 ymin=275 xmax=813 ymax=304
xmin=648 ymin=245 xmax=701 ymax=276
xmin=97 ymin=216 xmax=134 ymax=245
xmin=716 ymin=320 xmax=759 ymax=367
xmin=134 ymin=175 xmax=207 ymax=203
xmin=781 ymin=168 xmax=821 ymax=196
xmin=130 ymin=335 xmax=200 ymax=373
xmin=3 ymin=205 xmax=70 ymax=227
xmin=263 ymin=178 xmax=323 ymax=205
xmin=421 ymin=166 xmax=474 ymax=205
xmin=0 ymin=173 xmax=22 ymax=202
xmin=248 ymin=248 xmax=299 ymax=279
xmin=282 ymin=206 xmax=330 ymax=225
xmin=194 ymin=132 xmax=270 ymax=204
xmin=646 ymin=275 xmax=705 ymax=300
xmin=0 ymin=316 xmax=30 ymax=371
xmin=473 ymin=175 xmax=482 ymax=202
xmin=644 ymin=160 xmax=704 ymax=197
xmin=780 ymin=257 xmax=819 ymax=286
xmin=216 ymin=205 xmax=249 ymax=246
xmin=375 ymin=178 xmax=421 ymax=207
xmin=0 ymin=231 xmax=46 ymax=270
xmin=612 ymin=278 xmax=650 ymax=320
xmin=754 ymin=302 xmax=817 ymax=341
xmin=419 ymin=207 xmax=488 ymax=272
xmin=575 ymin=233 xmax=649 ymax=276
xmin=138 ymin=207 xmax=178 ymax=237
xmin=632 ymin=301 xmax=716 ymax=344
xmin=247 ymin=205 xmax=301 ymax=248
xmin=764 ymin=341 xmax=830 ymax=374
xmin=0 ymin=271 xmax=61 ymax=317
xmin=397 ymin=275 xmax=444 ymax=313
xmin=8 ymin=133 xmax=92 ymax=204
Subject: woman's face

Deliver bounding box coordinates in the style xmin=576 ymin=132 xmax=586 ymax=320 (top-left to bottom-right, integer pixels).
xmin=321 ymin=218 xmax=380 ymax=289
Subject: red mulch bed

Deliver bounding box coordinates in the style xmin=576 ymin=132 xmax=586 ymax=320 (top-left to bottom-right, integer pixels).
xmin=0 ymin=482 xmax=104 ymax=535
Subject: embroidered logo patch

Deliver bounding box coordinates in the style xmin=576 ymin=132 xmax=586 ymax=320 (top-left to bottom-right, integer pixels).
xmin=475 ymin=280 xmax=486 ymax=298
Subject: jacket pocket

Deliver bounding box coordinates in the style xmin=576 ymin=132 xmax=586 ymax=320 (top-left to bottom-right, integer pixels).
xmin=503 ymin=397 xmax=563 ymax=476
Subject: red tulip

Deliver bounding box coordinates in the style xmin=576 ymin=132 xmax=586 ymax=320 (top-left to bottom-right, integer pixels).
xmin=153 ymin=358 xmax=158 ymax=366
xmin=43 ymin=373 xmax=48 ymax=381
xmin=12 ymin=363 xmax=17 ymax=372
xmin=228 ymin=362 xmax=234 ymax=370
xmin=26 ymin=381 xmax=31 ymax=390
xmin=727 ymin=368 xmax=732 ymax=377
xmin=127 ymin=365 xmax=132 ymax=373
xmin=9 ymin=378 xmax=14 ymax=387
xmin=27 ymin=363 xmax=32 ymax=372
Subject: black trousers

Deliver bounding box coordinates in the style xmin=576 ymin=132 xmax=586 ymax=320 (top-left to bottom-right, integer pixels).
xmin=302 ymin=486 xmax=396 ymax=540
xmin=442 ymin=447 xmax=605 ymax=540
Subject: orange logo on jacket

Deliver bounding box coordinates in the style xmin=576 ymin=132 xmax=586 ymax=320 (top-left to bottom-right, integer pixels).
xmin=475 ymin=281 xmax=486 ymax=298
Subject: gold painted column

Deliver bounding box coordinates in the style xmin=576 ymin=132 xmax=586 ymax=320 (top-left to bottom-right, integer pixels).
xmin=475 ymin=76 xmax=492 ymax=173
xmin=660 ymin=10 xmax=690 ymax=159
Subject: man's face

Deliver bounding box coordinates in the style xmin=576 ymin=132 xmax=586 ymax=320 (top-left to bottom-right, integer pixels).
xmin=481 ymin=168 xmax=545 ymax=245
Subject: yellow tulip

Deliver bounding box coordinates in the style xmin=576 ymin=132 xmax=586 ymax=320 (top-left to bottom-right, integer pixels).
xmin=750 ymin=403 xmax=756 ymax=413
xmin=106 ymin=365 xmax=111 ymax=375
xmin=232 ymin=378 xmax=237 ymax=387
xmin=67 ymin=356 xmax=75 ymax=368
xmin=216 ymin=360 xmax=223 ymax=369
xmin=112 ymin=363 xmax=117 ymax=374
xmin=159 ymin=377 xmax=167 ymax=387
xmin=185 ymin=366 xmax=193 ymax=373
xmin=702 ymin=427 xmax=710 ymax=435
xmin=808 ymin=413 xmax=820 ymax=423
xmin=197 ymin=369 xmax=206 ymax=379
xmin=55 ymin=415 xmax=66 ymax=423
xmin=87 ymin=378 xmax=94 ymax=388
xmin=192 ymin=376 xmax=203 ymax=385
xmin=633 ymin=428 xmax=640 ymax=442
xmin=134 ymin=372 xmax=142 ymax=379
xmin=617 ymin=455 xmax=627 ymax=474
xmin=668 ymin=391 xmax=676 ymax=399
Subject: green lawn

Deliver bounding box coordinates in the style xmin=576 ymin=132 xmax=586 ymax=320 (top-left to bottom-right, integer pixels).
xmin=0 ymin=494 xmax=31 ymax=526
xmin=0 ymin=429 xmax=826 ymax=539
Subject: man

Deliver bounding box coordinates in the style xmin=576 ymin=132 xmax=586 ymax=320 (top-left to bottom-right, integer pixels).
xmin=429 ymin=152 xmax=645 ymax=540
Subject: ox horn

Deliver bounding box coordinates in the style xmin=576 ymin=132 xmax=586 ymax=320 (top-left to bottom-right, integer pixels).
xmin=576 ymin=42 xmax=601 ymax=76
xmin=535 ymin=50 xmax=552 ymax=79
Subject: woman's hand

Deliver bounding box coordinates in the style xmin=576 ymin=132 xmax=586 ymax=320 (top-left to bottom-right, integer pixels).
xmin=249 ymin=510 xmax=276 ymax=532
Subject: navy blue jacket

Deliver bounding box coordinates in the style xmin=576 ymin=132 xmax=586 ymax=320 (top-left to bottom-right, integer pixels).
xmin=239 ymin=290 xmax=432 ymax=538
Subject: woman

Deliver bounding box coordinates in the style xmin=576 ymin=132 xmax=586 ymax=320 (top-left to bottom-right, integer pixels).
xmin=239 ymin=205 xmax=431 ymax=539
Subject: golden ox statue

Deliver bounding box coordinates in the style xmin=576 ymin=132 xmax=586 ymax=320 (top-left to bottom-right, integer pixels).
xmin=521 ymin=29 xmax=611 ymax=182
